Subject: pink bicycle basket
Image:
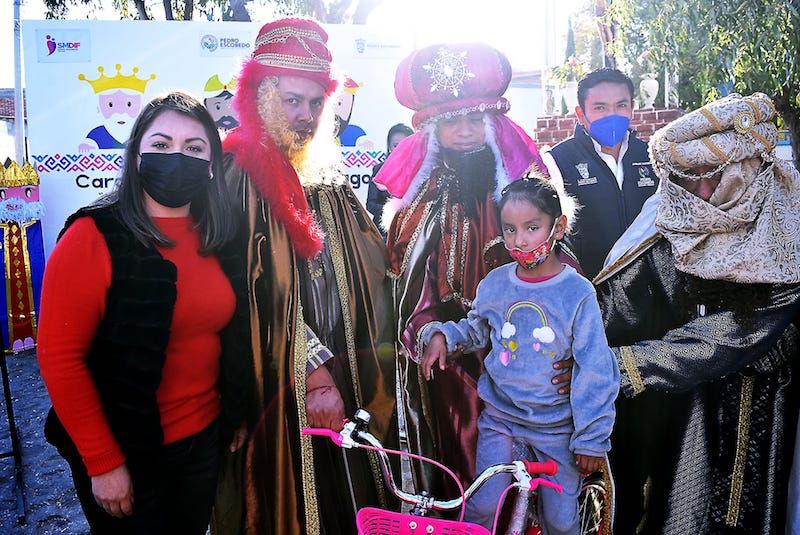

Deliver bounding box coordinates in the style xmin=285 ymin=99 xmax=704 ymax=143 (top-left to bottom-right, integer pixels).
xmin=356 ymin=507 xmax=491 ymax=535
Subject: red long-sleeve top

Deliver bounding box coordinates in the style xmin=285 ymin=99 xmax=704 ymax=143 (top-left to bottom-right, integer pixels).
xmin=37 ymin=216 xmax=235 ymax=476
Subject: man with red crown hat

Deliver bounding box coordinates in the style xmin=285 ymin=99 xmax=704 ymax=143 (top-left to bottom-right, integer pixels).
xmin=214 ymin=18 xmax=396 ymax=534
xmin=374 ymin=42 xmax=576 ymax=502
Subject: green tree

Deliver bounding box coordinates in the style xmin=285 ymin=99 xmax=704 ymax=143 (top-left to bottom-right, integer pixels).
xmin=613 ymin=0 xmax=800 ymax=167
xmin=42 ymin=0 xmax=248 ymax=20
xmin=43 ymin=0 xmax=379 ymax=23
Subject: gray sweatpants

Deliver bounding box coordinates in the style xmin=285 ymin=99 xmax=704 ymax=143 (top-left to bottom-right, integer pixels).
xmin=464 ymin=409 xmax=583 ymax=535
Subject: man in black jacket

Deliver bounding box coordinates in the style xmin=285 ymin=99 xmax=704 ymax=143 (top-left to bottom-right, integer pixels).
xmin=542 ymin=68 xmax=658 ymax=280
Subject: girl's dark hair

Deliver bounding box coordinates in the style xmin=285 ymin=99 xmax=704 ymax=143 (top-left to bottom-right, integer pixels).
xmin=499 ymin=176 xmax=563 ymax=223
xmin=94 ymin=90 xmax=236 ymax=254
xmin=386 ymin=123 xmax=414 ymax=152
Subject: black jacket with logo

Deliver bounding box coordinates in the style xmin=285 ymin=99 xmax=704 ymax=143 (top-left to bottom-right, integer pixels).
xmin=548 ymin=124 xmax=658 ymax=280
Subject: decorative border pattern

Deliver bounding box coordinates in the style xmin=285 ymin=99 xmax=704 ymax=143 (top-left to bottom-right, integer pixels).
xmin=32 ymin=153 xmax=124 ymax=173
xmin=32 ymin=151 xmax=382 ymax=174
xmin=340 ymin=149 xmax=384 ymax=169
xmin=619 ymin=346 xmax=645 ymax=396
xmin=726 ymin=375 xmax=753 ymax=526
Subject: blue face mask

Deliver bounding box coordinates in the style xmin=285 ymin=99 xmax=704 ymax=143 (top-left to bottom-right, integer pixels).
xmin=585 ymin=114 xmax=630 ymax=147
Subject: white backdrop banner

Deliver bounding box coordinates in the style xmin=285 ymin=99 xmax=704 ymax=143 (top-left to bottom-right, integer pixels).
xmin=22 ymin=20 xmax=414 ymax=254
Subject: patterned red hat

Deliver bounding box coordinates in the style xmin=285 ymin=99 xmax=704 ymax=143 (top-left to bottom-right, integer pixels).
xmin=249 ymin=18 xmax=336 ymax=93
xmin=395 ymin=42 xmax=512 ymax=129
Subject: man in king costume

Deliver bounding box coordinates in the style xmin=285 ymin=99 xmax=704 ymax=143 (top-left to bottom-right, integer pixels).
xmin=595 ymin=92 xmax=800 ymax=533
xmin=374 ymin=42 xmax=575 ymax=497
xmin=215 ymin=18 xmax=396 ymax=534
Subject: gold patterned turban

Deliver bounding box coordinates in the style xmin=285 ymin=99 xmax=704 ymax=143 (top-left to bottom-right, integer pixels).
xmin=651 ymin=93 xmax=800 ymax=284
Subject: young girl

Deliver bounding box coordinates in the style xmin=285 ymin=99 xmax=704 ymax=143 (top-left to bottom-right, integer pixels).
xmin=420 ymin=177 xmax=619 ymax=534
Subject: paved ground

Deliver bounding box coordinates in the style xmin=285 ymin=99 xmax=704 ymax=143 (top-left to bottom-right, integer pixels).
xmin=0 ymin=349 xmax=88 ymax=534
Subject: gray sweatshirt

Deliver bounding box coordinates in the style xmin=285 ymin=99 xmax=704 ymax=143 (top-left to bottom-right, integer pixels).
xmin=423 ymin=263 xmax=619 ymax=457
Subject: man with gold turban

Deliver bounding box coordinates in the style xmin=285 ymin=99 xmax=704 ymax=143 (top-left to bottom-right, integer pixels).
xmin=595 ymin=92 xmax=800 ymax=533
xmin=215 ymin=18 xmax=396 ymax=535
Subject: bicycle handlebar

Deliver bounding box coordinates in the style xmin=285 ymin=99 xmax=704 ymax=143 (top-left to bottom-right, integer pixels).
xmin=522 ymin=459 xmax=558 ymax=477
xmin=302 ymin=409 xmax=562 ymax=513
xmin=301 ymin=427 xmax=346 ymax=447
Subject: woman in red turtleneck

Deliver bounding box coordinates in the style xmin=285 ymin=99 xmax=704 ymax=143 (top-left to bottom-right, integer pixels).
xmin=37 ymin=91 xmax=251 ymax=535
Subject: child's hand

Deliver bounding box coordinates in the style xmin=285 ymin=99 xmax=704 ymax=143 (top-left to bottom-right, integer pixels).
xmin=421 ymin=333 xmax=448 ymax=381
xmin=575 ymin=454 xmax=604 ymax=475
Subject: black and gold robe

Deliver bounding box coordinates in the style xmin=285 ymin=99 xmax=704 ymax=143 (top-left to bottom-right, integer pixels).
xmin=595 ymin=236 xmax=800 ymax=534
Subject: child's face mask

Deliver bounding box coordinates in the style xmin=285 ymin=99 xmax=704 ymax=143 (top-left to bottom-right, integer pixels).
xmin=504 ymin=223 xmax=557 ymax=270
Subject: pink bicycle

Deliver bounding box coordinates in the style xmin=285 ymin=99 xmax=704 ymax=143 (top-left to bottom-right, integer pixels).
xmin=303 ymin=409 xmax=608 ymax=535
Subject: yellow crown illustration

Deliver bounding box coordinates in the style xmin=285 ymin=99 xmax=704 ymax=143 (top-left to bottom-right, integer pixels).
xmin=79 ymin=64 xmax=156 ymax=94
xmin=204 ymin=74 xmax=236 ymax=93
xmin=1 ymin=161 xmax=40 ymax=188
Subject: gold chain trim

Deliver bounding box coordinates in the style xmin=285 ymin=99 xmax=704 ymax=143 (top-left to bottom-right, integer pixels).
xmin=460 ymin=212 xmax=470 ymax=292
xmin=700 ymin=107 xmax=723 ymax=133
xmin=749 ymin=129 xmax=773 ymax=152
xmin=253 ymin=53 xmax=329 ymax=73
xmin=743 ymin=98 xmax=762 ymax=123
xmin=306 ymin=256 xmax=323 ymax=281
xmin=592 ymin=234 xmax=661 ymax=285
xmin=484 ymin=236 xmax=504 ymax=256
xmin=445 ymin=195 xmax=459 ymax=294
xmin=319 ymin=195 xmax=361 ymax=402
xmin=419 ymin=99 xmax=510 ymax=128
xmin=619 ymin=346 xmax=645 ymax=396
xmin=701 ymin=136 xmax=730 ymax=165
xmin=725 ymin=375 xmax=753 ymax=527
xmin=319 ymin=193 xmax=389 ymax=508
xmin=397 ymin=177 xmax=430 ymax=238
xmin=295 ymin=299 xmax=320 ymax=535
xmin=669 ymin=141 xmax=693 ymax=170
xmin=255 ymin=27 xmax=325 ymax=47
xmin=395 ymin=178 xmax=435 ymax=279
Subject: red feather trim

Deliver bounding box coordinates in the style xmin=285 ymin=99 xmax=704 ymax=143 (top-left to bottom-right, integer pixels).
xmin=224 ymin=128 xmax=324 ymax=259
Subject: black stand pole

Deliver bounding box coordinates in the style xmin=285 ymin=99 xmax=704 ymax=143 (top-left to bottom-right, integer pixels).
xmin=0 ymin=350 xmax=27 ymax=525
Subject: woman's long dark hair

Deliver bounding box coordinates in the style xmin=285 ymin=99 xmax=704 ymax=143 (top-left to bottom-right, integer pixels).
xmin=93 ymin=90 xmax=236 ymax=254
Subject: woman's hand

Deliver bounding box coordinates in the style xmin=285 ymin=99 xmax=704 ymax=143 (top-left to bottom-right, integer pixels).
xmin=552 ymin=356 xmax=574 ymax=395
xmin=576 ymin=454 xmax=604 ymax=475
xmin=228 ymin=425 xmax=248 ymax=453
xmin=92 ymin=463 xmax=134 ymax=517
xmin=305 ymin=365 xmax=345 ymax=431
xmin=421 ymin=333 xmax=448 ymax=381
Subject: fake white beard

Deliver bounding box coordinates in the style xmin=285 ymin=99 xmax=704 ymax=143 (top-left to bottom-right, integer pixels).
xmin=0 ymin=199 xmax=45 ymax=223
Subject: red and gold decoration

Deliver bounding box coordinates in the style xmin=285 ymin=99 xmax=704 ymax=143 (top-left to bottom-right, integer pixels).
xmin=1 ymin=161 xmax=46 ymax=353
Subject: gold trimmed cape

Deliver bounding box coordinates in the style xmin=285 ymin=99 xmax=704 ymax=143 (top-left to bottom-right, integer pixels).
xmin=213 ymin=156 xmax=396 ymax=535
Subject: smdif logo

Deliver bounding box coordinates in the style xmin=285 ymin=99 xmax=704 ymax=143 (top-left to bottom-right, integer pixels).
xmin=45 ymin=33 xmax=81 ymax=56
xmin=200 ymin=34 xmax=250 ymax=55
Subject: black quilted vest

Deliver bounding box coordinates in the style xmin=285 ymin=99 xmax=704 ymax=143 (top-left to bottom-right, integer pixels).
xmin=45 ymin=204 xmax=251 ymax=468
xmin=45 ymin=205 xmax=176 ymax=466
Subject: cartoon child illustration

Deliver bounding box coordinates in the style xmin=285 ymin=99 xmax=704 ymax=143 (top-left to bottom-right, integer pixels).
xmin=203 ymin=74 xmax=239 ymax=131
xmin=334 ymin=76 xmax=369 ymax=147
xmin=0 ymin=161 xmax=46 ymax=352
xmin=77 ymin=64 xmax=155 ymax=151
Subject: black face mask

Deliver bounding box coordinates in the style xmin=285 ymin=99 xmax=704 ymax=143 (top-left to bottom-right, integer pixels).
xmin=138 ymin=152 xmax=210 ymax=208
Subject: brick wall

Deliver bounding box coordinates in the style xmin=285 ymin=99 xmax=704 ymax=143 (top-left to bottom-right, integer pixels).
xmin=532 ymin=107 xmax=686 ymax=149
xmin=0 ymin=89 xmax=26 ymax=120
xmin=0 ymin=97 xmax=15 ymax=119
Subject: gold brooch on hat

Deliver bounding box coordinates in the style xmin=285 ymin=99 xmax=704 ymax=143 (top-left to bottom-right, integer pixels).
xmin=733 ymin=110 xmax=755 ymax=135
